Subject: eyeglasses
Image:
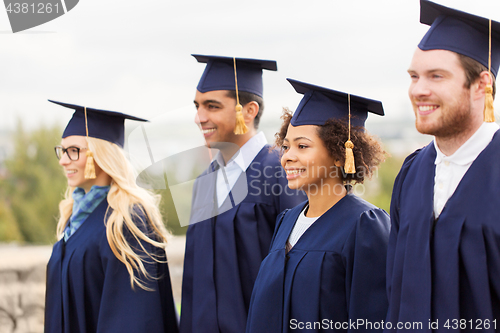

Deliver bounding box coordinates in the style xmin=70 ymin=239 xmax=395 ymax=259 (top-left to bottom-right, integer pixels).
xmin=54 ymin=146 xmax=88 ymax=161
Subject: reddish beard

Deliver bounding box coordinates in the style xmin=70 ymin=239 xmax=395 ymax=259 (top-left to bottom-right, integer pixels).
xmin=415 ymin=88 xmax=473 ymax=139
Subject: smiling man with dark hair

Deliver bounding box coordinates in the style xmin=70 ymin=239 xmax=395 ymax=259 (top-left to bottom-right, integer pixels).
xmin=180 ymin=54 xmax=305 ymax=333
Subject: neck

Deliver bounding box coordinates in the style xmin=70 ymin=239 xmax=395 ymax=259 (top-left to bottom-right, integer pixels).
xmin=435 ymin=121 xmax=483 ymax=156
xmin=219 ymin=128 xmax=257 ymax=163
xmin=305 ymin=178 xmax=346 ymax=217
xmin=83 ymin=174 xmax=112 ymax=193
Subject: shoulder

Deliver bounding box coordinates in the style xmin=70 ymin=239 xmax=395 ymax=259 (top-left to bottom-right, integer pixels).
xmin=340 ymin=197 xmax=390 ymax=255
xmin=392 ymin=143 xmax=434 ymax=190
xmin=344 ymin=195 xmax=390 ymax=229
xmin=251 ymin=145 xmax=282 ymax=168
xmin=400 ymin=142 xmax=434 ymax=173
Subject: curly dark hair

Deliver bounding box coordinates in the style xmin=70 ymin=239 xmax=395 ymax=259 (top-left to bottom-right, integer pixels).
xmin=275 ymin=108 xmax=386 ymax=184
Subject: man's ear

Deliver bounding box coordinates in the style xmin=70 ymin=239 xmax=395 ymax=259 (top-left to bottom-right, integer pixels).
xmin=243 ymin=101 xmax=259 ymax=124
xmin=474 ymin=71 xmax=493 ymax=100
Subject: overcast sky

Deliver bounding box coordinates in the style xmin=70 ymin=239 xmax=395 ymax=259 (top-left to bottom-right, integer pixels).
xmin=1 ymin=0 xmax=500 ymax=155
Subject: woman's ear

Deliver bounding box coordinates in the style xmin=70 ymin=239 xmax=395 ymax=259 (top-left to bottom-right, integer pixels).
xmin=334 ymin=160 xmax=343 ymax=167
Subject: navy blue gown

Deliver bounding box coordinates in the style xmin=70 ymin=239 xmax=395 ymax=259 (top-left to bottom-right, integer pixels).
xmin=246 ymin=194 xmax=390 ymax=333
xmin=44 ymin=200 xmax=179 ymax=333
xmin=386 ymin=131 xmax=500 ymax=332
xmin=180 ymin=146 xmax=306 ymax=333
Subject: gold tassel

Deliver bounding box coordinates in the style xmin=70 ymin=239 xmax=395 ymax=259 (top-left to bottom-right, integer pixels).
xmin=232 ymin=57 xmax=248 ymax=135
xmin=344 ymin=93 xmax=356 ymax=174
xmin=84 ymin=150 xmax=96 ymax=179
xmin=484 ymin=19 xmax=495 ymax=123
xmin=344 ymin=140 xmax=355 ymax=174
xmin=484 ymin=84 xmax=495 ymax=122
xmin=234 ymin=104 xmax=248 ymax=135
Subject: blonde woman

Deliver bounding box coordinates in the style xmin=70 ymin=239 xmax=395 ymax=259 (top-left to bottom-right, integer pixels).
xmin=44 ymin=101 xmax=178 ymax=333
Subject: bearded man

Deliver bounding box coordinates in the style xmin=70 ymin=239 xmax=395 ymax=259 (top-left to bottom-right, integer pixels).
xmin=386 ymin=1 xmax=500 ymax=332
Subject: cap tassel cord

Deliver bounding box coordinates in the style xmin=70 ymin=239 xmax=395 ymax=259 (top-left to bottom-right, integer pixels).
xmin=344 ymin=94 xmax=356 ymax=174
xmin=83 ymin=106 xmax=96 ymax=179
xmin=233 ymin=57 xmax=248 ymax=135
xmin=484 ymin=19 xmax=495 ymax=122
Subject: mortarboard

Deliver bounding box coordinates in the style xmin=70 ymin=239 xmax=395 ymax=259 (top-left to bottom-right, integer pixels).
xmin=287 ymin=78 xmax=384 ymax=174
xmin=418 ymin=0 xmax=498 ymax=121
xmin=193 ymin=54 xmax=277 ymax=97
xmin=50 ymin=99 xmax=147 ymax=179
xmin=193 ymin=54 xmax=277 ymax=135
xmin=288 ymin=79 xmax=384 ymax=128
xmin=419 ymin=0 xmax=500 ymax=77
xmin=50 ymin=100 xmax=147 ymax=148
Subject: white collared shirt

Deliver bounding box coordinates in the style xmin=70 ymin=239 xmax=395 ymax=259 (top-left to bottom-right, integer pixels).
xmin=433 ymin=122 xmax=499 ymax=217
xmin=215 ymin=131 xmax=267 ymax=207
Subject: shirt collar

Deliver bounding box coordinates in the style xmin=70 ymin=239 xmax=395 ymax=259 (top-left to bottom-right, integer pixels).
xmin=434 ymin=122 xmax=499 ymax=166
xmin=214 ymin=131 xmax=268 ymax=171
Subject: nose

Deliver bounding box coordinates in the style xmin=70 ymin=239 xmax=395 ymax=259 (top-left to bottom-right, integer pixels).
xmin=409 ymin=78 xmax=431 ymax=99
xmin=195 ymin=107 xmax=208 ymax=125
xmin=281 ymin=147 xmax=297 ymax=167
xmin=59 ymin=151 xmax=71 ymax=166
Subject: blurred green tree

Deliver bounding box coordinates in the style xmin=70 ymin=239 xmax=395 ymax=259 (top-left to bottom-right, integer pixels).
xmin=362 ymin=153 xmax=405 ymax=213
xmin=0 ymin=199 xmax=22 ymax=242
xmin=0 ymin=121 xmax=66 ymax=244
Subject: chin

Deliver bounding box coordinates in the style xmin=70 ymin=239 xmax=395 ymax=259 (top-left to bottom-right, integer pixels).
xmin=286 ymin=180 xmax=301 ymax=190
xmin=415 ymin=120 xmax=437 ymax=136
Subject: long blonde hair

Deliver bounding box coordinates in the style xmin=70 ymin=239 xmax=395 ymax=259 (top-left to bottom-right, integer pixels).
xmin=57 ymin=137 xmax=169 ymax=290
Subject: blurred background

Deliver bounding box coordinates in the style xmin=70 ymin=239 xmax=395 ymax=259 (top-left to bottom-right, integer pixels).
xmin=1 ymin=0 xmax=500 ymax=331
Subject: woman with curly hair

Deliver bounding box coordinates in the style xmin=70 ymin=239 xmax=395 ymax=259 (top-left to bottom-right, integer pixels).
xmin=246 ymin=79 xmax=390 ymax=333
xmin=44 ymin=101 xmax=178 ymax=333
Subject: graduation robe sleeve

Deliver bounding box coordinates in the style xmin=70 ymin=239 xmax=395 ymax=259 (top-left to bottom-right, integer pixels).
xmin=246 ymin=194 xmax=390 ymax=333
xmin=44 ymin=201 xmax=178 ymax=333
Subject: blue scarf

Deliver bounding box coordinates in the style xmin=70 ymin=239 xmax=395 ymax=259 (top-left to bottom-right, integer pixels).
xmin=63 ymin=185 xmax=110 ymax=241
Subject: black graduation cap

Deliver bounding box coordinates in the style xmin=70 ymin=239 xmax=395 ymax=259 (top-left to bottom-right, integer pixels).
xmin=419 ymin=0 xmax=500 ymax=77
xmin=49 ymin=100 xmax=148 ymax=148
xmin=193 ymin=54 xmax=277 ymax=97
xmin=288 ymin=79 xmax=384 ymax=128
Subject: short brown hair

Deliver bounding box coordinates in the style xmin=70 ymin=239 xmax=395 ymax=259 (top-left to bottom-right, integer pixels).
xmin=275 ymin=108 xmax=386 ymax=184
xmin=226 ymin=90 xmax=264 ymax=129
xmin=458 ymin=53 xmax=496 ymax=98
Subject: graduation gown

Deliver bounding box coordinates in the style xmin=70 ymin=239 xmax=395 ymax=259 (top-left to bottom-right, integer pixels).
xmin=246 ymin=194 xmax=390 ymax=333
xmin=44 ymin=200 xmax=178 ymax=333
xmin=180 ymin=146 xmax=306 ymax=333
xmin=386 ymin=131 xmax=500 ymax=332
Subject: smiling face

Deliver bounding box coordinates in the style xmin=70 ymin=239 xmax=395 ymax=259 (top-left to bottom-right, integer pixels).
xmin=59 ymin=135 xmax=109 ymax=192
xmin=194 ymin=89 xmax=245 ymax=148
xmin=281 ymin=124 xmax=342 ymax=194
xmin=408 ymin=48 xmax=481 ymax=139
